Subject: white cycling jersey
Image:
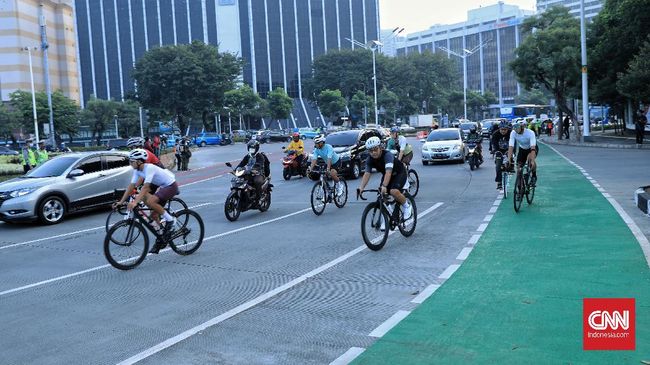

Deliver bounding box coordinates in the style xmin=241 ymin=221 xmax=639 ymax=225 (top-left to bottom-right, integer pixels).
xmin=509 ymin=128 xmax=536 ymax=150
xmin=131 ymin=163 xmax=175 ymax=187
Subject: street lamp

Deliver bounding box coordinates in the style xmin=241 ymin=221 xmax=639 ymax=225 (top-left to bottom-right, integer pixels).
xmin=113 ymin=114 xmax=119 ymax=138
xmin=22 ymin=46 xmax=39 ymax=144
xmin=438 ymin=40 xmax=490 ymax=120
xmin=580 ymin=0 xmax=591 ymax=140
xmin=345 ymin=38 xmax=382 ymax=125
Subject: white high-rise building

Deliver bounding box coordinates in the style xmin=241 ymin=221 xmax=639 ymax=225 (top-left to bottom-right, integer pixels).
xmin=536 ymin=0 xmax=604 ymax=20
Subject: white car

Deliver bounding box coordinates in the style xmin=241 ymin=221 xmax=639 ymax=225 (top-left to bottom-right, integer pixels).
xmin=399 ymin=123 xmax=415 ymax=133
xmin=421 ymin=128 xmax=466 ymax=165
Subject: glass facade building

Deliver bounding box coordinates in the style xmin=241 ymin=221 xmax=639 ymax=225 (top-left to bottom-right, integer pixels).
xmin=536 ymin=0 xmax=603 ymax=20
xmin=73 ymin=0 xmax=379 ymax=127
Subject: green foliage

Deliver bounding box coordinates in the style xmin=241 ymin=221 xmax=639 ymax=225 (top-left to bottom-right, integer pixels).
xmin=305 ymin=49 xmax=377 ymax=100
xmin=224 ymin=84 xmax=264 ymax=120
xmin=9 ymin=90 xmax=80 ymax=142
xmin=510 ymin=6 xmax=580 ymax=119
xmin=132 ymin=40 xmax=242 ymax=132
xmin=316 ymin=89 xmax=347 ymax=121
xmin=377 ymin=88 xmax=399 ymax=124
xmin=349 ymin=91 xmax=374 ymax=122
xmin=79 ymin=97 xmax=119 ymax=145
xmin=0 ymin=103 xmax=21 ymax=143
xmin=266 ymin=88 xmax=293 ymax=121
xmin=617 ymin=36 xmax=650 ymax=103
xmin=514 ymin=88 xmax=550 ymax=105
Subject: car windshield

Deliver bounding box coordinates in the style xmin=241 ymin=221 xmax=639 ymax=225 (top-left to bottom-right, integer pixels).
xmin=23 ymin=156 xmax=78 ymax=178
xmin=427 ymin=130 xmax=460 ymax=141
xmin=326 ymin=133 xmax=357 ymax=147
xmin=482 ymin=121 xmax=494 ymax=128
xmin=460 ymin=123 xmax=476 ymax=130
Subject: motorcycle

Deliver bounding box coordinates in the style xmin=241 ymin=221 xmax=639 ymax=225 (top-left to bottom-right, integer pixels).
xmin=466 ymin=141 xmax=482 ymax=171
xmin=281 ymin=147 xmax=308 ymax=180
xmin=224 ymin=162 xmax=273 ymax=221
xmin=220 ymin=134 xmax=233 ymax=146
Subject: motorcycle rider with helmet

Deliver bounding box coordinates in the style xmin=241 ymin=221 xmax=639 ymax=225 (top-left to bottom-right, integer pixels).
xmin=491 ymin=121 xmax=513 ymax=190
xmin=464 ymin=126 xmax=484 ymax=164
xmin=237 ymin=140 xmax=271 ymax=203
xmin=386 ymin=126 xmax=414 ymax=166
xmin=285 ymin=132 xmax=305 ymax=166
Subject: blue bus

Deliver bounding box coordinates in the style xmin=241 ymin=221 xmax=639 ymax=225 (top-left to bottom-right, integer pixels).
xmin=500 ymin=104 xmax=552 ymax=121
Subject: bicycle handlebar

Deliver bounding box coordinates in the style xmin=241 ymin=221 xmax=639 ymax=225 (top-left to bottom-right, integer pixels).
xmin=357 ymin=189 xmax=380 ymax=201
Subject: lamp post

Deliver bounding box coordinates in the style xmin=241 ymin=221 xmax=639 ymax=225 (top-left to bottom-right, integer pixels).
xmin=439 ymin=40 xmax=490 ymax=120
xmin=22 ymin=46 xmax=39 ymax=144
xmin=113 ymin=114 xmax=119 ymax=138
xmin=345 ymin=38 xmax=383 ymax=125
xmin=580 ymin=0 xmax=591 ymax=141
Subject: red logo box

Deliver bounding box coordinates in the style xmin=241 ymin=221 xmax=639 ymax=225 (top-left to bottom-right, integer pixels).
xmin=583 ymin=298 xmax=635 ymax=350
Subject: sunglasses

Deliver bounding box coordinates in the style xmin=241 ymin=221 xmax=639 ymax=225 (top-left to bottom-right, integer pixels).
xmin=368 ymin=147 xmax=381 ymax=153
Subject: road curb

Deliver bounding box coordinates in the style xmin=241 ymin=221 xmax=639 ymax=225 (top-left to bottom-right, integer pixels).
xmin=540 ymin=138 xmax=650 ymax=150
xmin=635 ymin=186 xmax=650 ymax=215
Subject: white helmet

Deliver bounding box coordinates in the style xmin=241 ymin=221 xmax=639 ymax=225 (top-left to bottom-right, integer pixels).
xmin=128 ymin=148 xmax=148 ymax=161
xmin=314 ymin=135 xmax=326 ymax=144
xmin=365 ymin=136 xmax=381 ymax=150
xmin=126 ymin=137 xmax=144 ymax=148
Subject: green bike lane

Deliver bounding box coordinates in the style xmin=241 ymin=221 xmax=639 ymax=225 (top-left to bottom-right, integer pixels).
xmin=352 ymin=144 xmax=650 ymax=364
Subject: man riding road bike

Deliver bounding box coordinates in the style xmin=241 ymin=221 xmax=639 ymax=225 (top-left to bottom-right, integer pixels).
xmin=506 ymin=120 xmax=538 ymax=187
xmin=491 ymin=121 xmax=513 ymax=190
xmin=386 ymin=126 xmax=413 ymax=165
xmin=310 ymin=135 xmax=344 ymax=197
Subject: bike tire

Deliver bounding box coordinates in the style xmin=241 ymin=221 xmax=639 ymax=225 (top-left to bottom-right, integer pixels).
xmin=310 ymin=182 xmax=327 ymax=215
xmin=398 ymin=194 xmax=417 ymax=237
xmin=169 ymin=209 xmax=205 ymax=255
xmin=105 ymin=206 xmax=127 ymax=233
xmin=525 ymin=176 xmax=535 ymax=204
xmin=333 ymin=178 xmax=348 ymax=208
xmin=104 ymin=219 xmax=149 ymax=270
xmin=361 ymin=202 xmax=389 ymax=251
xmin=407 ymin=169 xmax=419 ymax=198
xmin=167 ymin=197 xmax=189 ymax=226
xmin=513 ymin=172 xmax=523 ymax=213
xmin=224 ymin=191 xmax=241 ymax=222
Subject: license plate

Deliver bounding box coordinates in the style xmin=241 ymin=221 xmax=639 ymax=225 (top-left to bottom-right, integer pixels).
xmin=434 ymin=154 xmax=446 ymax=158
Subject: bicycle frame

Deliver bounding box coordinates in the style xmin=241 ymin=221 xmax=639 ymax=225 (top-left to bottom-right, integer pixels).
xmin=358 ymin=189 xmax=401 ymax=228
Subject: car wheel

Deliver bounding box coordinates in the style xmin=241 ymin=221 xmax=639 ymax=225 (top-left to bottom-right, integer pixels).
xmin=200 ymin=141 xmax=206 ymax=147
xmin=301 ymin=135 xmax=306 ymax=140
xmin=38 ymin=195 xmax=66 ymax=225
xmin=423 ymin=161 xmax=429 ymax=166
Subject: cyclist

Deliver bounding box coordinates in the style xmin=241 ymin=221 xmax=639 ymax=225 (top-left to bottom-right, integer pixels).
xmin=127 ymin=137 xmax=164 ymax=168
xmin=357 ymin=136 xmax=412 ymax=220
xmin=236 ymin=140 xmax=270 ymax=204
xmin=386 ymin=126 xmax=413 ymax=166
xmin=506 ymin=120 xmax=538 ymax=187
xmin=310 ymin=135 xmax=344 ymax=197
xmin=114 ymin=149 xmax=179 ymax=254
xmin=464 ymin=126 xmax=484 ymax=163
xmin=491 ymin=121 xmax=513 ymax=190
xmin=285 ymin=132 xmax=305 ymax=166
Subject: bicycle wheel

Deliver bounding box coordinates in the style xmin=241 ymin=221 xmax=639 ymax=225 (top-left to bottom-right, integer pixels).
xmin=502 ymin=172 xmax=508 ymax=199
xmin=334 ymin=178 xmax=348 ymax=208
xmin=513 ymin=172 xmax=523 ymax=213
xmin=407 ymin=169 xmax=419 ymax=198
xmin=310 ymin=182 xmax=326 ymax=215
xmin=398 ymin=195 xmax=417 ymax=237
xmin=104 ymin=220 xmax=149 ymax=270
xmin=105 ymin=205 xmax=128 ymax=233
xmin=166 ymin=197 xmax=189 ymax=225
xmin=169 ymin=209 xmax=205 ymax=255
xmin=361 ymin=202 xmax=389 ymax=251
xmin=525 ymin=175 xmax=535 ymax=205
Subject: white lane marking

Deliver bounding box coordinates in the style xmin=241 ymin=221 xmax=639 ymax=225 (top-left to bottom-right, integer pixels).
xmin=117 ymin=203 xmax=445 ymax=364
xmin=456 ymin=247 xmax=473 ymax=261
xmin=483 ymin=215 xmax=493 ymax=222
xmin=468 ymin=234 xmax=481 ymax=245
xmin=202 ymin=208 xmax=311 ymax=241
xmin=330 ymin=347 xmax=366 ymax=365
xmin=181 ymin=175 xmax=221 ymax=187
xmin=477 ymin=223 xmax=488 ymax=232
xmin=438 ymin=264 xmax=460 ymax=279
xmin=411 ymin=284 xmax=441 ymax=304
xmin=603 ymin=193 xmax=612 ymax=198
xmin=544 ymin=143 xmax=650 ymax=268
xmin=593 ymin=183 xmax=601 ymax=188
xmin=0 ymin=264 xmax=112 ymax=296
xmin=489 ymin=206 xmax=498 ymax=214
xmin=0 ymin=202 xmax=215 ymax=251
xmin=368 ymin=310 xmax=411 ymax=338
xmin=598 ymin=187 xmax=606 ymax=192
xmin=492 ymin=200 xmax=500 ymax=206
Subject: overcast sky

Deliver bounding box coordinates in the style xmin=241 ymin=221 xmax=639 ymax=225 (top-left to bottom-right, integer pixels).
xmin=378 ymin=0 xmax=536 ymax=34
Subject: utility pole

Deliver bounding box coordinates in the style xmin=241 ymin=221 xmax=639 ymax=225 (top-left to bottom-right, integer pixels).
xmin=23 ymin=47 xmax=40 ymax=144
xmin=39 ymin=4 xmax=55 ymax=146
xmin=580 ymin=0 xmax=591 ymax=141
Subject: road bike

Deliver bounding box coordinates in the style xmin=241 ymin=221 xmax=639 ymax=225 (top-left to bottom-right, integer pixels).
xmin=494 ymin=152 xmax=514 ymax=199
xmin=310 ymin=164 xmax=348 ymax=215
xmin=106 ymin=189 xmax=188 ymax=232
xmin=357 ymin=188 xmax=417 ymax=251
xmin=513 ymin=161 xmax=535 ymax=212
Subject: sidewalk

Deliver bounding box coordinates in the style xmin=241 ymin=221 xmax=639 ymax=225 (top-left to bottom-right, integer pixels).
xmin=539 ymin=130 xmax=650 ymax=149
xmin=352 ymin=145 xmax=650 ymax=364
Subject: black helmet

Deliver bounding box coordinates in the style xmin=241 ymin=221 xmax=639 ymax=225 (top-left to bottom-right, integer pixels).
xmin=469 ymin=126 xmax=477 ymax=133
xmin=247 ymin=139 xmax=260 ymax=155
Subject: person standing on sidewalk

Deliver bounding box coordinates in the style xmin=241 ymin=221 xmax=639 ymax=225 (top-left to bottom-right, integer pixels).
xmin=563 ymin=116 xmax=570 ymax=139
xmin=173 ymin=139 xmax=182 ymax=171
xmin=635 ymin=109 xmax=647 ymax=144
xmin=20 ymin=139 xmax=35 ymax=173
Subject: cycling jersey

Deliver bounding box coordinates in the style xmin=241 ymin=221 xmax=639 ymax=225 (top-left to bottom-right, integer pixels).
xmin=146 ymin=152 xmax=164 ymax=168
xmin=131 ymin=163 xmax=175 ymax=187
xmin=386 ymin=136 xmax=413 ymax=156
xmin=491 ymin=130 xmax=511 ymax=153
xmin=311 ymin=144 xmax=339 ymax=164
xmin=365 ymin=150 xmax=406 ymax=177
xmin=509 ymin=128 xmax=536 ymax=149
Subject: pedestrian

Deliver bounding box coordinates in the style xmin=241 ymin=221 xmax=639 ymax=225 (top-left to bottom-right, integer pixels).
xmin=144 ymin=137 xmax=154 ymax=154
xmin=20 ymin=139 xmax=36 ymax=173
xmin=563 ymin=116 xmax=570 ymax=139
xmin=152 ymin=134 xmax=161 ymax=157
xmin=36 ymin=140 xmax=49 ymax=165
xmin=635 ymin=109 xmax=647 ymax=144
xmin=173 ymin=139 xmax=182 ymax=171
xmin=180 ymin=138 xmax=192 ymax=171
xmin=160 ymin=134 xmax=168 ymax=152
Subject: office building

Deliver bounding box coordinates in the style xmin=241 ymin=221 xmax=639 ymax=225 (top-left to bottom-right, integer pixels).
xmin=537 ymin=0 xmax=603 ymax=20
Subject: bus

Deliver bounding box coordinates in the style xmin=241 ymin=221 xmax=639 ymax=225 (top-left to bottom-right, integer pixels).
xmin=500 ymin=104 xmax=552 ymax=121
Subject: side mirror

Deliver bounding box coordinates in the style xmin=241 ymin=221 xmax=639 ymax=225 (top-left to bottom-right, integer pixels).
xmin=225 ymin=162 xmax=232 ymax=168
xmin=68 ymin=169 xmax=84 ymax=178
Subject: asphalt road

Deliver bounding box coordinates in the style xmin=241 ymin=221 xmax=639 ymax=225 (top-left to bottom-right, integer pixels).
xmin=0 ymin=139 xmax=539 ymax=364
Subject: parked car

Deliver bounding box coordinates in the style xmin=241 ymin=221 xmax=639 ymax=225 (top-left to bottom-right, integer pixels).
xmin=421 ymin=128 xmax=466 ymax=165
xmin=0 ymin=146 xmax=19 ymax=155
xmin=232 ymin=130 xmax=253 ymax=140
xmin=399 ymin=123 xmax=416 ymax=133
xmin=194 ymin=132 xmax=222 ymax=147
xmin=317 ymin=128 xmax=389 ymax=179
xmin=0 ymin=151 xmax=133 ymax=224
xmin=298 ymin=127 xmax=320 ymax=139
xmin=255 ymin=130 xmax=291 ymax=143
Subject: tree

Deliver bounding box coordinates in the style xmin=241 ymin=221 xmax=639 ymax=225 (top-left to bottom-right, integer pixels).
xmin=466 ymin=91 xmax=497 ymax=121
xmin=266 ymin=87 xmax=293 ymax=128
xmin=617 ymin=36 xmax=650 ymax=103
xmin=0 ymin=103 xmax=21 ymax=144
xmin=305 ymin=49 xmax=378 ymax=101
xmin=377 ymin=88 xmax=399 ymax=125
xmin=514 ymin=88 xmax=550 ymax=105
xmin=9 ymin=90 xmax=80 ymax=143
xmin=317 ymin=89 xmax=347 ymax=123
xmin=79 ymin=97 xmax=118 ymax=145
xmin=510 ymin=6 xmax=581 ymax=135
xmin=115 ymin=100 xmax=141 ymax=138
xmin=132 ymin=40 xmax=242 ymax=133
xmin=349 ymin=91 xmax=374 ymax=123
xmin=225 ymin=84 xmax=264 ymax=131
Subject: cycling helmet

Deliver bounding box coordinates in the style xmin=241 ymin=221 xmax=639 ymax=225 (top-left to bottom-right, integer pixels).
xmin=515 ymin=119 xmax=527 ymax=129
xmin=390 ymin=126 xmax=400 ymax=133
xmin=128 ymin=148 xmax=148 ymax=161
xmin=365 ymin=136 xmax=382 ymax=150
xmin=126 ymin=137 xmax=144 ymax=148
xmin=469 ymin=126 xmax=477 ymax=133
xmin=499 ymin=121 xmax=509 ymax=129
xmin=247 ymin=139 xmax=260 ymax=154
xmin=314 ymin=135 xmax=326 ymax=145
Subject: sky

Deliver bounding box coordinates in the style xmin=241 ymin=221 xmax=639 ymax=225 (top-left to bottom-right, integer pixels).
xmin=378 ymin=0 xmax=537 ymax=34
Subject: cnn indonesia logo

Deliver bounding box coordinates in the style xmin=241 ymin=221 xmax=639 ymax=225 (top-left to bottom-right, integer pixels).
xmin=583 ymin=298 xmax=635 ymax=350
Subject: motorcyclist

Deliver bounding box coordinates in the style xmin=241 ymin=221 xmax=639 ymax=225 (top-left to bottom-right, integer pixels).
xmin=464 ymin=126 xmax=483 ymax=163
xmin=386 ymin=126 xmax=413 ymax=166
xmin=237 ymin=140 xmax=271 ymax=203
xmin=285 ymin=132 xmax=305 ymax=166
xmin=491 ymin=121 xmax=513 ymax=190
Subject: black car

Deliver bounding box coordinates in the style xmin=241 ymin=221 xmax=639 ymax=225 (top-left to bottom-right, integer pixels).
xmin=321 ymin=128 xmax=389 ymax=179
xmin=0 ymin=146 xmax=18 ymax=155
xmin=255 ymin=130 xmax=292 ymax=143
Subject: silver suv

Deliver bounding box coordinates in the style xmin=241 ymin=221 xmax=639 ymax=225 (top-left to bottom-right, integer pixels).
xmin=0 ymin=151 xmax=133 ymax=224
